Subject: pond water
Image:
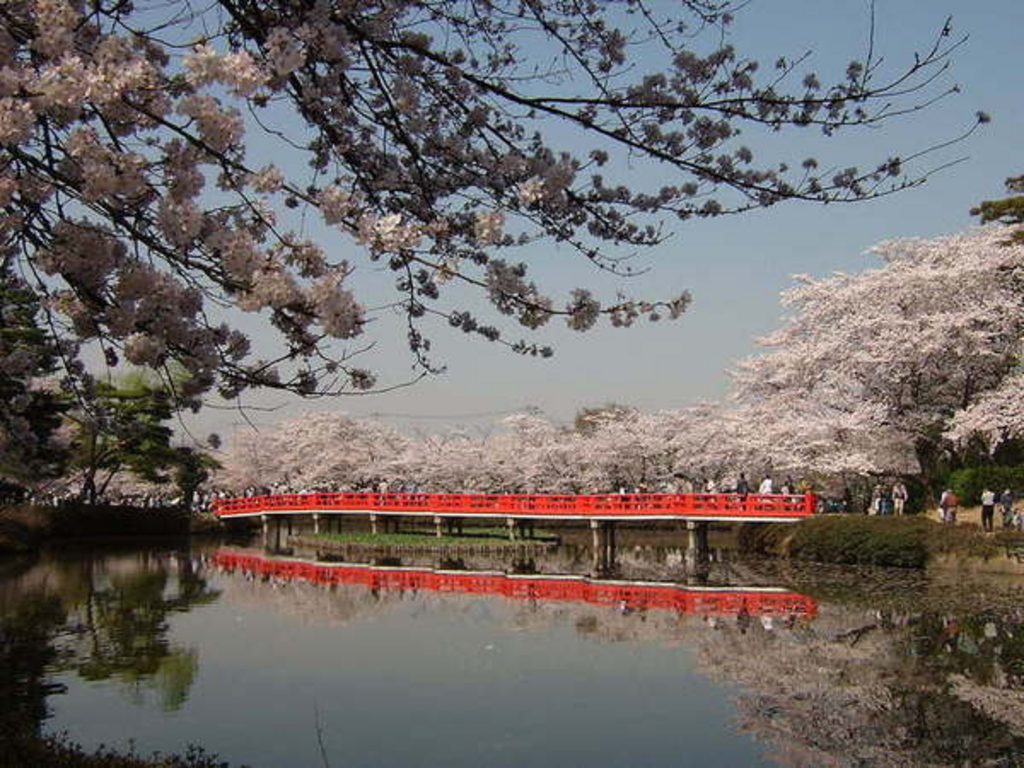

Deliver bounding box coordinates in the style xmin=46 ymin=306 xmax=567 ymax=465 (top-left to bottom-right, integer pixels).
xmin=3 ymin=531 xmax=1024 ymax=767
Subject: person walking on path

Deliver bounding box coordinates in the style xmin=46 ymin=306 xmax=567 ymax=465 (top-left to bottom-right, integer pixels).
xmin=1001 ymin=489 xmax=1015 ymax=529
xmin=940 ymin=489 xmax=959 ymax=524
xmin=892 ymin=481 xmax=909 ymax=516
xmin=758 ymin=476 xmax=773 ymax=494
xmin=981 ymin=488 xmax=997 ymax=533
xmin=869 ymin=484 xmax=882 ymax=516
xmin=880 ymin=485 xmax=894 ymax=516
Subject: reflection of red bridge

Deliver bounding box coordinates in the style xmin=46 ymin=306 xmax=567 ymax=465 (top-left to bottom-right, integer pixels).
xmin=212 ymin=549 xmax=817 ymax=617
xmin=213 ymin=491 xmax=815 ymax=523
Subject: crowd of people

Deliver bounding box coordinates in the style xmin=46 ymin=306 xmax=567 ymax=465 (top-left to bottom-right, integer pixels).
xmin=935 ymin=487 xmax=1017 ymax=531
xmin=867 ymin=481 xmax=911 ymax=516
xmin=0 ymin=486 xmax=218 ymax=515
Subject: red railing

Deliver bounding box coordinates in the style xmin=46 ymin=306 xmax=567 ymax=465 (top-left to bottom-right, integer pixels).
xmin=212 ymin=549 xmax=817 ymax=617
xmin=212 ymin=491 xmax=815 ymax=519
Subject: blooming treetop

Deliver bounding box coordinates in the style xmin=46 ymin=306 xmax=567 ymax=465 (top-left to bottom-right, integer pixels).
xmin=215 ymin=411 xmax=409 ymax=489
xmin=1 ymin=0 xmax=976 ymax=415
xmin=730 ymin=226 xmax=1024 ymax=478
xmin=216 ymin=406 xmax=741 ymax=493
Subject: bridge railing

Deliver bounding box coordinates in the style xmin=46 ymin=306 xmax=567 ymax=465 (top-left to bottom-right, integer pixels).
xmin=212 ymin=491 xmax=815 ymax=518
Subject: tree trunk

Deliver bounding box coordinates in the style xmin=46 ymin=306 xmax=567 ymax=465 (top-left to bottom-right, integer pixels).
xmin=914 ymin=437 xmax=945 ymax=508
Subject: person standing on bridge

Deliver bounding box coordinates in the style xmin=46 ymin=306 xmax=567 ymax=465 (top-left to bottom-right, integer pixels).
xmin=758 ymin=476 xmax=773 ymax=494
xmin=736 ymin=473 xmax=750 ymax=498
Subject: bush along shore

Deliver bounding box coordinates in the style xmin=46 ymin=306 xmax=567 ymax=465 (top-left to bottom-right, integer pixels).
xmin=0 ymin=504 xmax=222 ymax=554
xmin=739 ymin=515 xmax=1024 ymax=571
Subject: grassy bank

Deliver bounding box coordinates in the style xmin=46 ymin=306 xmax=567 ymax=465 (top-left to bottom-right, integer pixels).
xmin=0 ymin=504 xmax=219 ymax=554
xmin=739 ymin=515 xmax=1024 ymax=569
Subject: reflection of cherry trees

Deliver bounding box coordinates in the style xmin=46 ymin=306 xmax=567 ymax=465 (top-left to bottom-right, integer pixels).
xmin=62 ymin=561 xmax=218 ymax=713
xmin=1 ymin=550 xmax=220 ymax=724
xmin=0 ymin=591 xmax=67 ymax=741
xmin=208 ymin=547 xmax=1024 ymax=765
xmin=694 ymin=604 xmax=1024 ymax=765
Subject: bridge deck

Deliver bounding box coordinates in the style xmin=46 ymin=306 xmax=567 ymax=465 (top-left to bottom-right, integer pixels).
xmin=213 ymin=491 xmax=815 ymax=522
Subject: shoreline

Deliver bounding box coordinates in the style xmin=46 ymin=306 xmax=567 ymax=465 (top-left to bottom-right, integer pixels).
xmin=739 ymin=513 xmax=1024 ymax=574
xmin=0 ymin=504 xmax=223 ymax=555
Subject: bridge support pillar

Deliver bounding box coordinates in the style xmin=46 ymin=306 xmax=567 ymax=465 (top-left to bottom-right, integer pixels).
xmin=507 ymin=518 xmax=517 ymax=541
xmin=261 ymin=515 xmax=269 ymax=548
xmin=434 ymin=516 xmax=443 ymax=538
xmin=685 ymin=521 xmax=710 ymax=572
xmin=591 ymin=520 xmax=617 ymax=575
xmin=313 ymin=513 xmax=320 ymax=535
xmin=370 ymin=514 xmax=379 ymax=535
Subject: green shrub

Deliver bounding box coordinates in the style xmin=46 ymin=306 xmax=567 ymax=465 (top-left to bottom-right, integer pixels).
xmin=948 ymin=465 xmax=1024 ymax=507
xmin=743 ymin=515 xmax=1024 ymax=568
xmin=785 ymin=516 xmax=932 ymax=568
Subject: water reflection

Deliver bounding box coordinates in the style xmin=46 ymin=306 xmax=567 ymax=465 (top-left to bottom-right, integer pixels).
xmin=5 ymin=540 xmax=1024 ymax=766
xmin=213 ymin=548 xmax=817 ymax=620
xmin=0 ymin=543 xmax=219 ymax=749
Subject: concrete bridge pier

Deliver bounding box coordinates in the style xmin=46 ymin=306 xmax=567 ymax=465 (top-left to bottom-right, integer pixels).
xmin=590 ymin=520 xmax=617 ymax=575
xmin=685 ymin=521 xmax=710 ymax=572
xmin=263 ymin=516 xmax=284 ymax=551
xmin=313 ymin=513 xmax=320 ymax=535
xmin=370 ymin=514 xmax=379 ymax=535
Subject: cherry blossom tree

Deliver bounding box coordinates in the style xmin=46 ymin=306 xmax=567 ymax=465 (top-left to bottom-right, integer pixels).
xmin=214 ymin=405 xmax=755 ymax=493
xmin=1 ymin=0 xmax=977 ymax=420
xmin=216 ymin=411 xmax=408 ymax=488
xmin=215 ymin=217 xmax=1023 ymax=494
xmin=729 ymin=226 xmax=1024 ymax=484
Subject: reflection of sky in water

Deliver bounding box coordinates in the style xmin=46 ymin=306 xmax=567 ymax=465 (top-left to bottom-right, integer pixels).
xmin=16 ymin=542 xmax=1024 ymax=767
xmin=41 ymin=548 xmax=774 ymax=768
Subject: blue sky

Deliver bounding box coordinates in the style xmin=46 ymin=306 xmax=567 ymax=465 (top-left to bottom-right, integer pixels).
xmin=194 ymin=0 xmax=1024 ymax=441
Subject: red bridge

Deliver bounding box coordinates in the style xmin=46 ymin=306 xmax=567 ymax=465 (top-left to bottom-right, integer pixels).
xmin=212 ymin=491 xmax=815 ymax=523
xmin=213 ymin=549 xmax=817 ymax=618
